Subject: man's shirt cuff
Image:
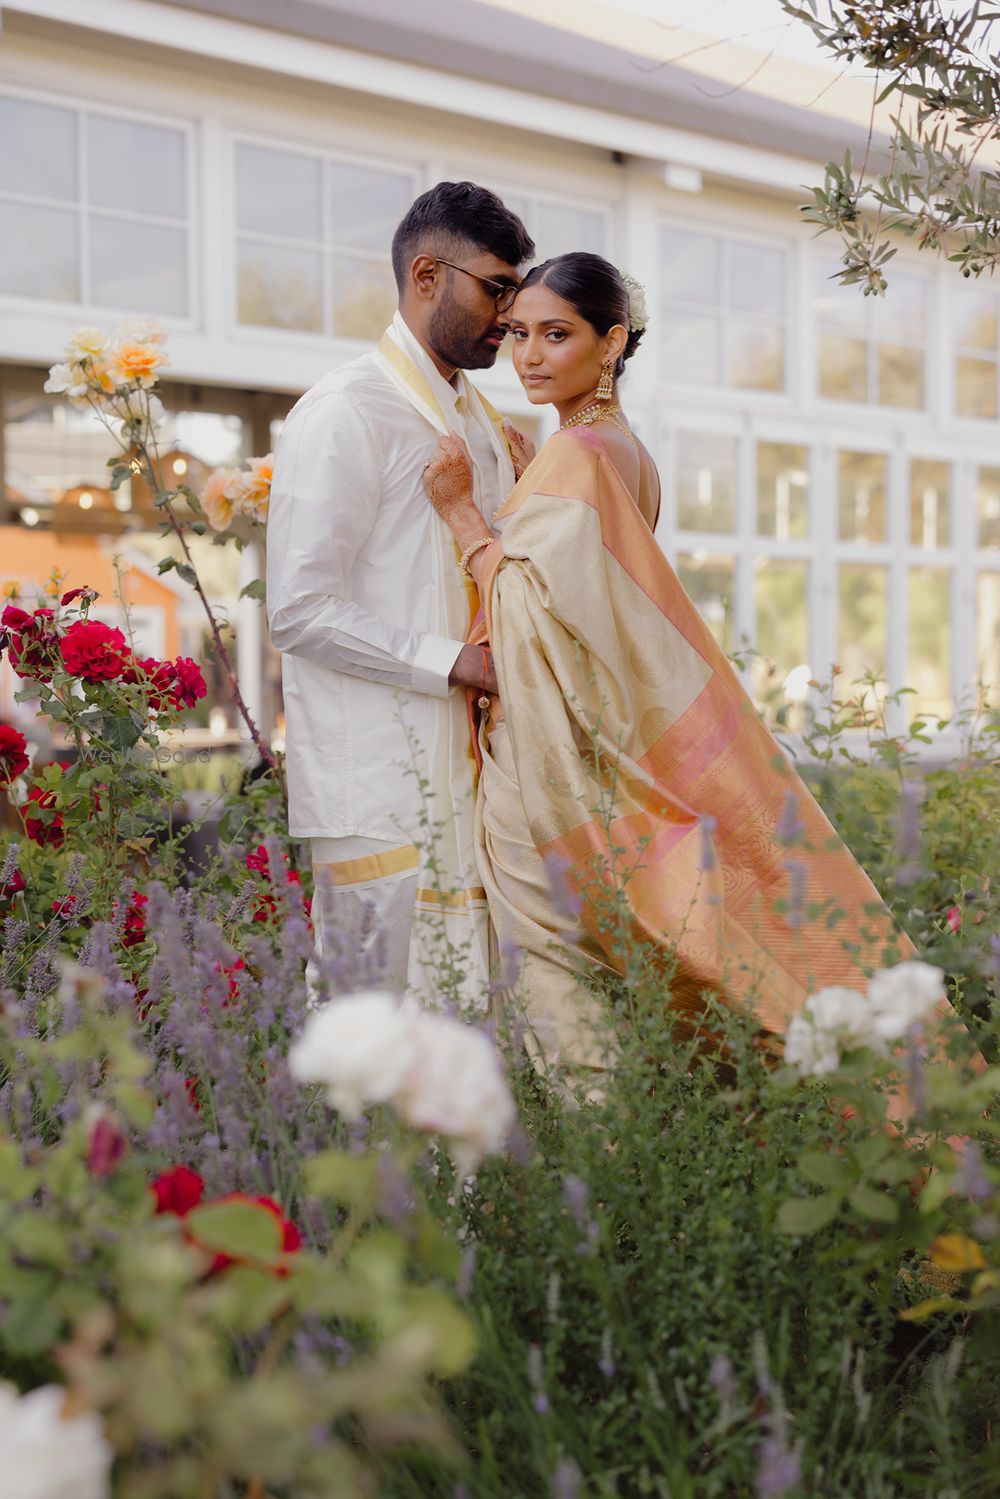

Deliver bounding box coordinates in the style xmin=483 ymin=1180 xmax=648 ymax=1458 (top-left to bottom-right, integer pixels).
xmin=412 ymin=634 xmax=466 ymax=697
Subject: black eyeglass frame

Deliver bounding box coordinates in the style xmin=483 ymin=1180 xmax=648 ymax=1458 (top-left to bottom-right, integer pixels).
xmin=434 ymin=258 xmax=520 ymax=314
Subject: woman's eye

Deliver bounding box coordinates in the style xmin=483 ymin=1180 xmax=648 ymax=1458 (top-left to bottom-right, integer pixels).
xmin=511 ymin=328 xmax=527 ymax=340
xmin=546 ymin=330 xmax=566 ymax=342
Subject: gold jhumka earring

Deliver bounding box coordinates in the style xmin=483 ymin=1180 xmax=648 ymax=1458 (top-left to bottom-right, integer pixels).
xmin=596 ymin=360 xmax=614 ymax=401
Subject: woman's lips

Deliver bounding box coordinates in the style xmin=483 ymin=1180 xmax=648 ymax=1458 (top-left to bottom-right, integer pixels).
xmin=522 ymin=374 xmax=549 ymax=384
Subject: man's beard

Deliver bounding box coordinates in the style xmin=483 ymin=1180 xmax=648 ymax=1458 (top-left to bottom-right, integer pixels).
xmin=429 ymin=292 xmax=503 ymax=370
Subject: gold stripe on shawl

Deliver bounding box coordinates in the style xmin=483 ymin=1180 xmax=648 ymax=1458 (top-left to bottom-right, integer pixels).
xmin=313 ymin=844 xmax=420 ymax=887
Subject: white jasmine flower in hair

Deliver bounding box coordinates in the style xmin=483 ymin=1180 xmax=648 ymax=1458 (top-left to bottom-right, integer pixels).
xmin=288 ymin=989 xmax=416 ymax=1120
xmin=0 ymin=1381 xmax=112 ymax=1499
xmin=618 ymin=270 xmax=648 ymax=333
xmin=395 ymin=1011 xmax=516 ymax=1176
xmin=867 ymin=960 xmax=945 ymax=1042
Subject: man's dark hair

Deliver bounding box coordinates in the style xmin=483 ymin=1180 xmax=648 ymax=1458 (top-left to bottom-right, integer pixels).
xmin=391 ymin=181 xmax=535 ymax=290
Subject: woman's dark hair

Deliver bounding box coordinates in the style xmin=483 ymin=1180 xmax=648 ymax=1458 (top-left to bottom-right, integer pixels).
xmin=517 ymin=252 xmax=645 ymax=376
xmin=391 ymin=181 xmax=535 ymax=291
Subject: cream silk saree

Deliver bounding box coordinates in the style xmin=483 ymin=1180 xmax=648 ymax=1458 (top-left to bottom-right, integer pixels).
xmin=472 ymin=427 xmax=906 ymax=1066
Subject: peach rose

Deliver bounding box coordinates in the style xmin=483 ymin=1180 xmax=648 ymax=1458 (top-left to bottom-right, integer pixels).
xmin=201 ymin=467 xmax=241 ymax=531
xmin=108 ymin=341 xmax=169 ymax=389
xmin=238 ymin=453 xmax=273 ymax=522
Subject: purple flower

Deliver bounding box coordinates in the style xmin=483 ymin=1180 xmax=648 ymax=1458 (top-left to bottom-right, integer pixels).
xmin=894 ymin=779 xmax=925 ymax=886
xmin=756 ymin=1433 xmax=802 ymax=1498
xmin=782 ymin=858 xmax=806 ymax=929
xmin=698 ymin=814 xmax=718 ymax=873
xmin=776 ymin=791 xmax=805 ymax=847
xmin=528 ymin=1343 xmax=549 ymax=1416
xmin=543 ymin=854 xmax=583 ymax=926
xmin=953 ymin=1141 xmax=991 ymax=1202
xmin=562 ymin=1173 xmax=589 ymax=1228
xmin=551 ymin=1458 xmax=581 ymax=1499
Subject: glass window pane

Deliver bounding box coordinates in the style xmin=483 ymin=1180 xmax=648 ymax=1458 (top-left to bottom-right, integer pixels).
xmin=838 ymin=450 xmax=887 ymax=545
xmin=328 ymin=163 xmax=413 ymax=252
xmin=534 ymin=202 xmax=604 ymax=258
xmin=815 ymin=259 xmax=867 ymax=333
xmin=729 ymin=321 xmax=785 ymax=391
xmin=727 ymin=241 xmax=785 ymax=318
xmin=3 ymin=396 xmax=122 ymax=528
xmin=757 ymin=443 xmax=809 ymax=540
xmin=872 ymin=272 xmax=926 ymax=342
xmin=332 ymin=255 xmax=396 ymax=339
xmin=662 ymin=316 xmax=720 ymax=385
xmin=237 ymin=240 xmax=322 ymax=331
xmin=0 ymin=96 xmax=77 ymax=202
xmin=89 ymin=217 xmax=187 ymax=316
xmin=819 ymin=334 xmax=868 ymax=401
xmin=907 ymin=567 xmax=951 ymax=721
xmin=0 ymin=201 xmax=79 ymax=301
xmin=235 ymin=144 xmax=321 ymax=241
xmin=956 ymin=355 xmax=997 ymax=419
xmin=955 ymin=286 xmax=998 ymax=350
xmin=662 ymin=227 xmax=719 ymax=308
xmin=877 ymin=343 xmax=924 ymax=408
xmin=676 ymin=431 xmax=737 ymax=533
xmin=753 ymin=558 xmax=809 ymax=726
xmin=909 ymin=459 xmax=950 ymax=549
xmin=977 ymin=573 xmax=1000 ymax=704
xmin=838 ymin=564 xmax=887 ymax=685
xmin=88 ymin=116 xmax=186 ymax=219
xmin=677 ymin=552 xmax=734 ymax=651
xmin=976 ymin=466 xmax=1000 ymax=550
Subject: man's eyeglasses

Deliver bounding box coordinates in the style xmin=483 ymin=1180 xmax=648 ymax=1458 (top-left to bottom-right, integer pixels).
xmin=434 ymin=259 xmax=519 ymax=314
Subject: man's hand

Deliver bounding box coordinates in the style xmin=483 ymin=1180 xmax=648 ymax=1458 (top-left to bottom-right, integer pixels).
xmin=449 ymin=643 xmax=498 ymax=696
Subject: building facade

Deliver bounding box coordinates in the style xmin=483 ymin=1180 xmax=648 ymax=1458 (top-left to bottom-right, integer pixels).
xmin=1 ymin=0 xmax=998 ymax=746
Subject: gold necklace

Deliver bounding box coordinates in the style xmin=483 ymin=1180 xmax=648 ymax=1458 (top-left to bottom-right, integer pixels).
xmin=560 ymin=401 xmax=638 ymax=448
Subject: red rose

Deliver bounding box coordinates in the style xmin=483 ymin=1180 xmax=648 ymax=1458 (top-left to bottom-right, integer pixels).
xmin=4 ymin=607 xmax=59 ymax=682
xmin=115 ymin=890 xmax=148 ymax=948
xmin=168 ymin=656 xmax=207 ymax=710
xmin=23 ymin=784 xmax=64 ymax=847
xmin=0 ymin=724 xmax=29 ymax=783
xmin=59 ymin=619 xmax=129 ymax=682
xmin=246 ymin=844 xmax=270 ymax=877
xmin=60 ymin=586 xmax=98 ymax=607
xmin=1 ymin=868 xmax=25 ymax=903
xmin=205 ymin=1193 xmax=303 ymax=1273
xmin=151 ymin=1164 xmax=205 ymax=1217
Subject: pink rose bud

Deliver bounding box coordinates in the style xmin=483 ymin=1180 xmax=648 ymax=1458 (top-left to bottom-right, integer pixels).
xmin=946 ymin=906 xmax=962 ymax=933
xmin=86 ymin=1113 xmax=127 ymax=1179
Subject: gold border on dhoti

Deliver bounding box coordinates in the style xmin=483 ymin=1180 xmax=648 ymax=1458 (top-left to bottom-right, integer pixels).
xmin=313 ymin=844 xmax=420 ymax=887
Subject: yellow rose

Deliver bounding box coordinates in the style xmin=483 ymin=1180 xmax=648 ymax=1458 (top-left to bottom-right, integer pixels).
xmin=237 ymin=453 xmax=273 ymax=521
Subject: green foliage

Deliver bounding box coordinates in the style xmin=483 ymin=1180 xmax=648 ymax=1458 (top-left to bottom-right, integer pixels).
xmin=780 ymin=0 xmax=1000 ymax=288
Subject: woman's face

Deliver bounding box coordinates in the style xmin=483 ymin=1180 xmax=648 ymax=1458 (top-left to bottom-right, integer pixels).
xmin=508 ymin=283 xmax=622 ymax=405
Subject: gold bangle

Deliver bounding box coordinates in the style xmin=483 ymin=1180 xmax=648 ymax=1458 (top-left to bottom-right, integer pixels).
xmin=460 ymin=536 xmax=493 ymax=576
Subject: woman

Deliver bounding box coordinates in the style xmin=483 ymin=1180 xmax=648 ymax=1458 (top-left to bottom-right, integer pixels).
xmin=423 ymin=253 xmax=903 ymax=1078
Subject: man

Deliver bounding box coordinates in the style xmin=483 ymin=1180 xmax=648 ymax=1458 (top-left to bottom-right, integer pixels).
xmin=267 ymin=181 xmax=535 ymax=1005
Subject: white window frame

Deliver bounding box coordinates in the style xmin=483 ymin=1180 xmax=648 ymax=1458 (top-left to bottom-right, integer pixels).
xmin=657 ymin=216 xmax=795 ymax=405
xmin=228 ymin=128 xmax=421 ymax=345
xmin=0 ymin=83 xmax=197 ymax=328
xmin=949 ymin=276 xmax=1000 ymax=425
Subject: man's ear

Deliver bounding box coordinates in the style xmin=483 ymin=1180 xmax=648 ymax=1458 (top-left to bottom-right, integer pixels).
xmin=410 ymin=254 xmax=441 ymax=302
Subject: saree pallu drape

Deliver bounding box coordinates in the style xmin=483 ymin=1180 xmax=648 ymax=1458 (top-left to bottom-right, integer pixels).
xmin=477 ymin=427 xmax=908 ymax=1039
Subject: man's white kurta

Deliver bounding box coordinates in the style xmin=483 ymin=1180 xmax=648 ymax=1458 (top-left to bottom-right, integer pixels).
xmin=267 ymin=315 xmax=507 ymax=846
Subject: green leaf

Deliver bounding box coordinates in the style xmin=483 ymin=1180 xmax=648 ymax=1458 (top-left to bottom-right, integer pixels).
xmin=0 ymin=1138 xmax=39 ymax=1202
xmin=919 ymin=1169 xmax=954 ymax=1215
xmin=798 ymin=1149 xmax=852 ymax=1189
xmin=776 ymin=1192 xmax=842 ymax=1236
xmin=101 ymin=713 xmax=142 ymax=753
xmin=175 ymin=562 xmax=197 ymax=586
xmin=1 ymin=1269 xmax=61 ymax=1356
xmin=400 ymin=1286 xmax=477 ymax=1377
xmin=304 ymin=1150 xmax=376 ymax=1206
xmin=108 ymin=464 xmax=133 ymax=491
xmin=849 ymin=1181 xmax=899 ymax=1224
xmin=239 ymin=578 xmax=266 ymax=603
xmin=186 ymin=1200 xmax=283 ymax=1263
xmin=157 ymin=557 xmax=178 ymax=575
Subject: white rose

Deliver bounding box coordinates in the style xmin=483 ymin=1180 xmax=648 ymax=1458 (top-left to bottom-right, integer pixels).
xmin=785 ymin=984 xmax=880 ymax=1077
xmin=65 ymin=327 xmax=107 ymax=363
xmin=867 ymin=960 xmax=945 ymax=1042
xmin=43 ymin=363 xmax=87 ymax=401
xmin=395 ymin=1012 xmax=516 ymax=1176
xmin=287 ymin=990 xmax=416 ymax=1120
xmin=784 ymin=1012 xmax=842 ymax=1078
xmin=111 ymin=388 xmax=164 ymax=433
xmin=1 ymin=1382 xmax=112 ymax=1499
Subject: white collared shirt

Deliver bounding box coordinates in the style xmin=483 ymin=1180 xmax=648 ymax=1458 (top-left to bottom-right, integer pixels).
xmin=266 ymin=316 xmax=507 ymax=838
